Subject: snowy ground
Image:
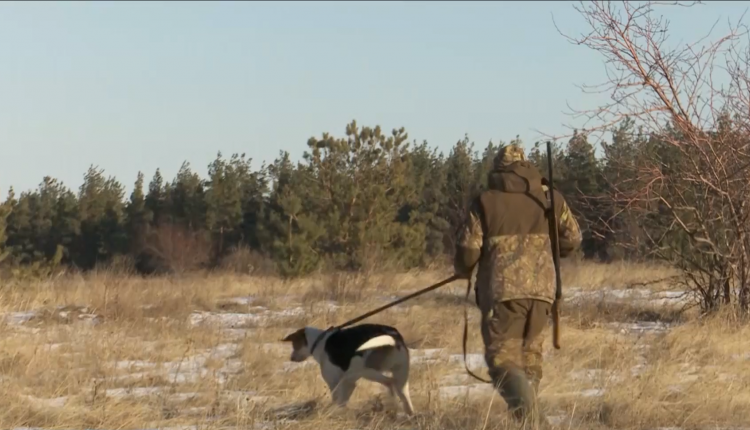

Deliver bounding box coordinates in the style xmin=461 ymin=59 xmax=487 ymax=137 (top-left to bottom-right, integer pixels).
xmin=1 ymin=284 xmax=747 ymax=430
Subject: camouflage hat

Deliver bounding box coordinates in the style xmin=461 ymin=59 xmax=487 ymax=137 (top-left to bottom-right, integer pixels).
xmin=493 ymin=144 xmax=526 ymax=168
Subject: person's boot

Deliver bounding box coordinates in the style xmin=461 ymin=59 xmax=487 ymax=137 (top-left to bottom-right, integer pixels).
xmin=492 ymin=366 xmax=536 ymax=424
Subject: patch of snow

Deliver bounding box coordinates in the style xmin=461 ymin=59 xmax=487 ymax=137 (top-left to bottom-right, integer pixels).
xmin=44 ymin=343 xmax=65 ymax=351
xmin=20 ymin=394 xmax=68 ymax=409
xmin=115 ymin=360 xmax=157 ymax=371
xmin=183 ymin=406 xmax=209 ymax=415
xmin=551 ymin=388 xmax=606 ymax=398
xmin=274 ymin=307 xmax=307 ymax=318
xmin=569 ymin=369 xmax=623 ymax=384
xmin=666 ymin=384 xmax=683 ymax=393
xmin=222 ymin=390 xmax=277 ymax=407
xmin=225 ymin=296 xmax=255 ymax=306
xmin=439 ymin=373 xmax=473 ymax=386
xmin=210 ymin=342 xmax=241 ymax=359
xmin=448 ymin=353 xmax=486 ymax=370
xmin=566 ymin=287 xmax=689 ymax=308
xmin=140 ymin=427 xmax=200 ymax=430
xmin=188 ymin=306 xmax=307 ymax=329
xmin=145 ymin=316 xmax=174 ymax=324
xmin=223 ymin=328 xmax=256 ymax=340
xmin=410 ymin=348 xmax=445 ymax=365
xmin=105 ymin=352 xmax=225 ymax=385
xmin=631 ymin=364 xmax=648 ymax=376
xmin=105 ymin=386 xmax=163 ymax=399
xmin=103 ymin=343 xmax=244 ymax=387
xmin=580 ymin=388 xmax=606 ymax=397
xmin=259 ymin=343 xmax=289 ymax=355
xmin=438 ymin=383 xmax=496 ymax=400
xmin=188 ymin=312 xmax=265 ymax=328
xmin=607 ymin=321 xmax=672 ymax=334
xmin=10 ymin=326 xmax=41 ymax=334
xmin=107 ymin=371 xmax=155 ymax=383
xmin=546 ymin=414 xmax=567 ymax=425
xmin=221 ymin=358 xmax=244 ymax=374
xmin=280 ymin=361 xmax=316 ymax=372
xmin=74 ymin=313 xmax=101 ymax=326
xmin=60 ymin=351 xmax=84 ymax=359
xmin=4 ymin=311 xmax=37 ymax=325
xmin=168 ymin=392 xmax=201 ymax=402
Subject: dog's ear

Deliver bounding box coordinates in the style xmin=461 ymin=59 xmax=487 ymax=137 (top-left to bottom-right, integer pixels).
xmin=281 ymin=328 xmax=305 ymax=343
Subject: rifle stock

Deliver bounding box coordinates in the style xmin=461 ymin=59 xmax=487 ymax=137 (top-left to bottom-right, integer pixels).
xmin=551 ymin=300 xmax=561 ymax=349
xmin=546 ymin=141 xmax=563 ymax=350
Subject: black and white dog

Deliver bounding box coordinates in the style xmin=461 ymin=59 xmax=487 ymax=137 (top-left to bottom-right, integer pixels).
xmin=282 ymin=323 xmax=414 ymax=416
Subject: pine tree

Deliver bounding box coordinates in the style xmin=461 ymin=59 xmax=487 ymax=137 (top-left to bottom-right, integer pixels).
xmin=296 ymin=121 xmax=423 ymax=270
xmin=0 ymin=188 xmax=13 ymax=264
xmin=125 ymin=172 xmax=153 ymax=255
xmin=403 ymin=141 xmax=449 ymax=261
xmin=265 ymin=151 xmax=324 ymax=276
xmin=473 ymin=140 xmax=500 ymax=191
xmin=146 ymin=169 xmax=169 ymax=225
xmin=75 ymin=166 xmax=126 ymax=269
xmin=442 ymin=135 xmax=477 ymax=250
xmin=563 ymin=130 xmax=604 ymax=258
xmin=205 ymin=152 xmax=244 ymax=258
xmin=170 ymin=162 xmax=206 ymax=231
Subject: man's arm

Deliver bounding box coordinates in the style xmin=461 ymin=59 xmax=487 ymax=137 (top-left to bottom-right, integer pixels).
xmin=454 ymin=198 xmax=484 ymax=278
xmin=556 ymin=195 xmax=582 ymax=258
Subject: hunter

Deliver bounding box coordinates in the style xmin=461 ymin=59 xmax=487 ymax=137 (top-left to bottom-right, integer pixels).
xmin=453 ymin=144 xmax=582 ymax=424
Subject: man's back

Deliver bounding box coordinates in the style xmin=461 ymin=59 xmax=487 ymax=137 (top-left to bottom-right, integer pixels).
xmin=453 ymin=145 xmax=582 ymax=309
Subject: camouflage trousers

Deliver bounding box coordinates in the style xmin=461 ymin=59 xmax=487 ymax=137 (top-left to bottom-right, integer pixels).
xmin=480 ymin=299 xmax=551 ymax=422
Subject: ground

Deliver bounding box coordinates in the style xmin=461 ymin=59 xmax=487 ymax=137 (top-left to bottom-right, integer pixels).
xmin=1 ymin=262 xmax=749 ymax=430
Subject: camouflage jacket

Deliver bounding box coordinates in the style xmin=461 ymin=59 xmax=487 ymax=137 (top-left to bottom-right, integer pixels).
xmin=453 ymin=161 xmax=582 ymax=309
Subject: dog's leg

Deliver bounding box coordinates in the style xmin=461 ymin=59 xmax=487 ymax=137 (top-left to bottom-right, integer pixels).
xmin=391 ymin=363 xmax=415 ymax=416
xmin=360 ymin=369 xmax=395 ymax=387
xmin=321 ymin=362 xmax=347 ymax=406
xmin=393 ymin=380 xmax=414 ymax=416
xmin=331 ymin=378 xmax=357 ymax=407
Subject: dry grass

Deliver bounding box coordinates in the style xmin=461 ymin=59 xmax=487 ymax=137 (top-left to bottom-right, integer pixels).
xmin=0 ymin=261 xmax=747 ymax=430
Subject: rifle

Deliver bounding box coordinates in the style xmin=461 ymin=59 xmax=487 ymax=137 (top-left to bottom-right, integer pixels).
xmin=546 ymin=141 xmax=563 ymax=350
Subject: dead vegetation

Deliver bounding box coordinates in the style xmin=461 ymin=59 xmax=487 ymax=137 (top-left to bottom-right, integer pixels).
xmin=0 ymin=261 xmax=747 ymax=430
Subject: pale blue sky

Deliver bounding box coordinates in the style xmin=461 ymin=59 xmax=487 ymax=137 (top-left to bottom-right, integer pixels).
xmin=1 ymin=1 xmax=746 ymax=194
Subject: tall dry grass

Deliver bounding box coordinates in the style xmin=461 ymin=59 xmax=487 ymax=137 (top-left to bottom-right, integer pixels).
xmin=0 ymin=261 xmax=747 ymax=430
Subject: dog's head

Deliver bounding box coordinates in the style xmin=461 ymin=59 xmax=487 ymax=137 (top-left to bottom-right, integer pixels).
xmin=281 ymin=327 xmax=311 ymax=362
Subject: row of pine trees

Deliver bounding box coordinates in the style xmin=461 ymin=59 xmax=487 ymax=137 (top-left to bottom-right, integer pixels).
xmin=0 ymin=120 xmax=647 ymax=277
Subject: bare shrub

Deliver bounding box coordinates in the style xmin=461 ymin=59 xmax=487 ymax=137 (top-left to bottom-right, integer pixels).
xmin=302 ymin=272 xmax=371 ymax=303
xmin=141 ymin=223 xmax=211 ymax=274
xmin=94 ymin=254 xmax=137 ymax=276
xmin=218 ymin=245 xmax=276 ymax=276
xmin=560 ymin=1 xmax=750 ymax=313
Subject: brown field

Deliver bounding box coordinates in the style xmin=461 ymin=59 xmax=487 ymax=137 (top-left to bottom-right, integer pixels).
xmin=0 ymin=261 xmax=748 ymax=430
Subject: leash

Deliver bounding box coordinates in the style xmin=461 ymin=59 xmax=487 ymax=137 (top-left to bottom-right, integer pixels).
xmin=461 ymin=275 xmax=493 ymax=383
xmin=308 ymin=274 xmax=460 ymax=355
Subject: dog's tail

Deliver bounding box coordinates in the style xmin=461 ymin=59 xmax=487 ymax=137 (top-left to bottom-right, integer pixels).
xmin=356 ymin=335 xmax=402 ymax=352
xmin=356 ymin=330 xmax=410 ymax=353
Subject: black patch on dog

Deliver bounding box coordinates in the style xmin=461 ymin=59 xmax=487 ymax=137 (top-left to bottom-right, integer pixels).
xmin=324 ymin=324 xmax=407 ymax=371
